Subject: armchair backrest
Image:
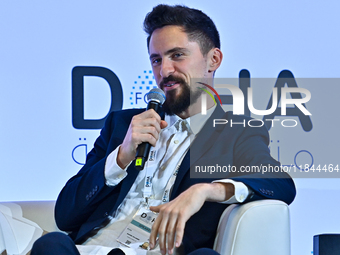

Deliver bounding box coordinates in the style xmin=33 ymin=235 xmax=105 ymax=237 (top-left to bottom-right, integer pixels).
xmin=214 ymin=200 xmax=291 ymax=255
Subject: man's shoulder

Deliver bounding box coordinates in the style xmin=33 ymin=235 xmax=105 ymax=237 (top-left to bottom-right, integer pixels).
xmin=101 ymin=108 xmax=145 ymax=130
xmin=108 ymin=108 xmax=145 ymax=120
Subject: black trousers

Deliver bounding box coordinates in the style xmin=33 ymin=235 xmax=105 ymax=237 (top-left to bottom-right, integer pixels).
xmin=31 ymin=232 xmax=220 ymax=255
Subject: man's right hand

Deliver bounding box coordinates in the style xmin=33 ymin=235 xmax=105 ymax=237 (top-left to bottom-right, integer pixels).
xmin=117 ymin=109 xmax=168 ymax=169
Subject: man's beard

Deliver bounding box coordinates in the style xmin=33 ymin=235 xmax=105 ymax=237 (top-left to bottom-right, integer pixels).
xmin=160 ymin=76 xmax=202 ymax=116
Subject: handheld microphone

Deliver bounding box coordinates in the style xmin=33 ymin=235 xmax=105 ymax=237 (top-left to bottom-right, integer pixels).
xmin=135 ymin=88 xmax=166 ymax=170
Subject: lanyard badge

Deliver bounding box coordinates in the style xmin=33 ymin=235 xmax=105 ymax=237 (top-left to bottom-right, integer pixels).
xmin=117 ymin=150 xmax=159 ymax=249
xmin=117 ymin=203 xmax=158 ymax=249
xmin=117 ymin=148 xmax=185 ymax=250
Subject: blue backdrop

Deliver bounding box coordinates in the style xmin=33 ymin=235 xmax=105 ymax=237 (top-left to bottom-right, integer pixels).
xmin=1 ymin=1 xmax=339 ymax=254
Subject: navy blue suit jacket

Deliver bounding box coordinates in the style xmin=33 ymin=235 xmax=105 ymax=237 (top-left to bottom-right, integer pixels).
xmin=55 ymin=105 xmax=296 ymax=253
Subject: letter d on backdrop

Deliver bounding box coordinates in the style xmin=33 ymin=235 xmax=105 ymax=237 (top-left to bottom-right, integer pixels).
xmin=72 ymin=66 xmax=123 ymax=129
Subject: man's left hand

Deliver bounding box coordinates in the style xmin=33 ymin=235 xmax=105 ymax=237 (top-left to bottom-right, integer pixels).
xmin=149 ymin=182 xmax=234 ymax=255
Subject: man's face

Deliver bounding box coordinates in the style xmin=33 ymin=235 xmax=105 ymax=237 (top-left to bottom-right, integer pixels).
xmin=148 ymin=25 xmax=211 ymax=115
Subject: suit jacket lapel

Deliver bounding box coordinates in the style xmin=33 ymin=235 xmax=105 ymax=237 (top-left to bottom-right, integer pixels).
xmin=171 ymin=104 xmax=227 ymax=197
xmin=189 ymin=104 xmax=227 ymax=166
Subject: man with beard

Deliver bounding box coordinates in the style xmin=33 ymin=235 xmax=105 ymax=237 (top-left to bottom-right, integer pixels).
xmin=31 ymin=4 xmax=296 ymax=255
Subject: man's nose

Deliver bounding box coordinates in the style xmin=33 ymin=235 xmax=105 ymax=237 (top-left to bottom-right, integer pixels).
xmin=160 ymin=58 xmax=175 ymax=78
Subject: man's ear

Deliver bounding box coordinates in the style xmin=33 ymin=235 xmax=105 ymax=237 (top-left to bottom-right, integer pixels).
xmin=208 ymin=48 xmax=223 ymax=73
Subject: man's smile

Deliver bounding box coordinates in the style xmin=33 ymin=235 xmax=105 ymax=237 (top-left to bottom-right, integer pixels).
xmin=163 ymin=81 xmax=180 ymax=91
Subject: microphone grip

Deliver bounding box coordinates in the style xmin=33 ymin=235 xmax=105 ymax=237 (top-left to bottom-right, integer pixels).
xmin=135 ymin=101 xmax=162 ymax=170
xmin=135 ymin=142 xmax=151 ymax=170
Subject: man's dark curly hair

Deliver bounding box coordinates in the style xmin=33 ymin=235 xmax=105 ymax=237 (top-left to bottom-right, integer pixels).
xmin=143 ymin=4 xmax=220 ymax=56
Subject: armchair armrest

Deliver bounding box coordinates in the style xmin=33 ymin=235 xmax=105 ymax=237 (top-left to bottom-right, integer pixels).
xmin=0 ymin=201 xmax=59 ymax=255
xmin=214 ymin=200 xmax=291 ymax=255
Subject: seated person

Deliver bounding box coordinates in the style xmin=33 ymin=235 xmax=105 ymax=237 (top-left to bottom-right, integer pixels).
xmin=31 ymin=4 xmax=296 ymax=255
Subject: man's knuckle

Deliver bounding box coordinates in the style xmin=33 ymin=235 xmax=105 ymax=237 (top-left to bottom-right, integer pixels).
xmin=176 ymin=226 xmax=183 ymax=233
xmin=161 ymin=208 xmax=171 ymax=216
xmin=131 ymin=132 xmax=138 ymax=141
xmin=167 ymin=227 xmax=175 ymax=235
xmin=151 ymin=225 xmax=156 ymax=231
xmin=150 ymin=126 xmax=157 ymax=134
xmin=177 ymin=211 xmax=184 ymax=218
xmin=152 ymin=117 xmax=160 ymax=125
xmin=148 ymin=133 xmax=154 ymax=141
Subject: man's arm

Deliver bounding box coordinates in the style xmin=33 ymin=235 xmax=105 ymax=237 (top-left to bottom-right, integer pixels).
xmin=55 ymin=109 xmax=167 ymax=232
xmin=55 ymin=111 xmax=121 ymax=231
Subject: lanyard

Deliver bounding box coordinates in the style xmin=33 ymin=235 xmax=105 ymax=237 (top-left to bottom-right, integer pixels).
xmin=143 ymin=146 xmax=190 ymax=206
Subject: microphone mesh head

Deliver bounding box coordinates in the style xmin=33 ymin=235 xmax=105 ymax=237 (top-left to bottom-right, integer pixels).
xmin=147 ymin=88 xmax=166 ymax=105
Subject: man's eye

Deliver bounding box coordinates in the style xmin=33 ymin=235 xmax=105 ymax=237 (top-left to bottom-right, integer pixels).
xmin=173 ymin=53 xmax=183 ymax=58
xmin=152 ymin=58 xmax=161 ymax=65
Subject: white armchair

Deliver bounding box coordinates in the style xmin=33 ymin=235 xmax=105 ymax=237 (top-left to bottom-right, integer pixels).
xmin=0 ymin=200 xmax=290 ymax=255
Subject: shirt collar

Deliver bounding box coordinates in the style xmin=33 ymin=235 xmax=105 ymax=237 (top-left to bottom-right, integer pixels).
xmin=164 ymin=105 xmax=216 ymax=135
